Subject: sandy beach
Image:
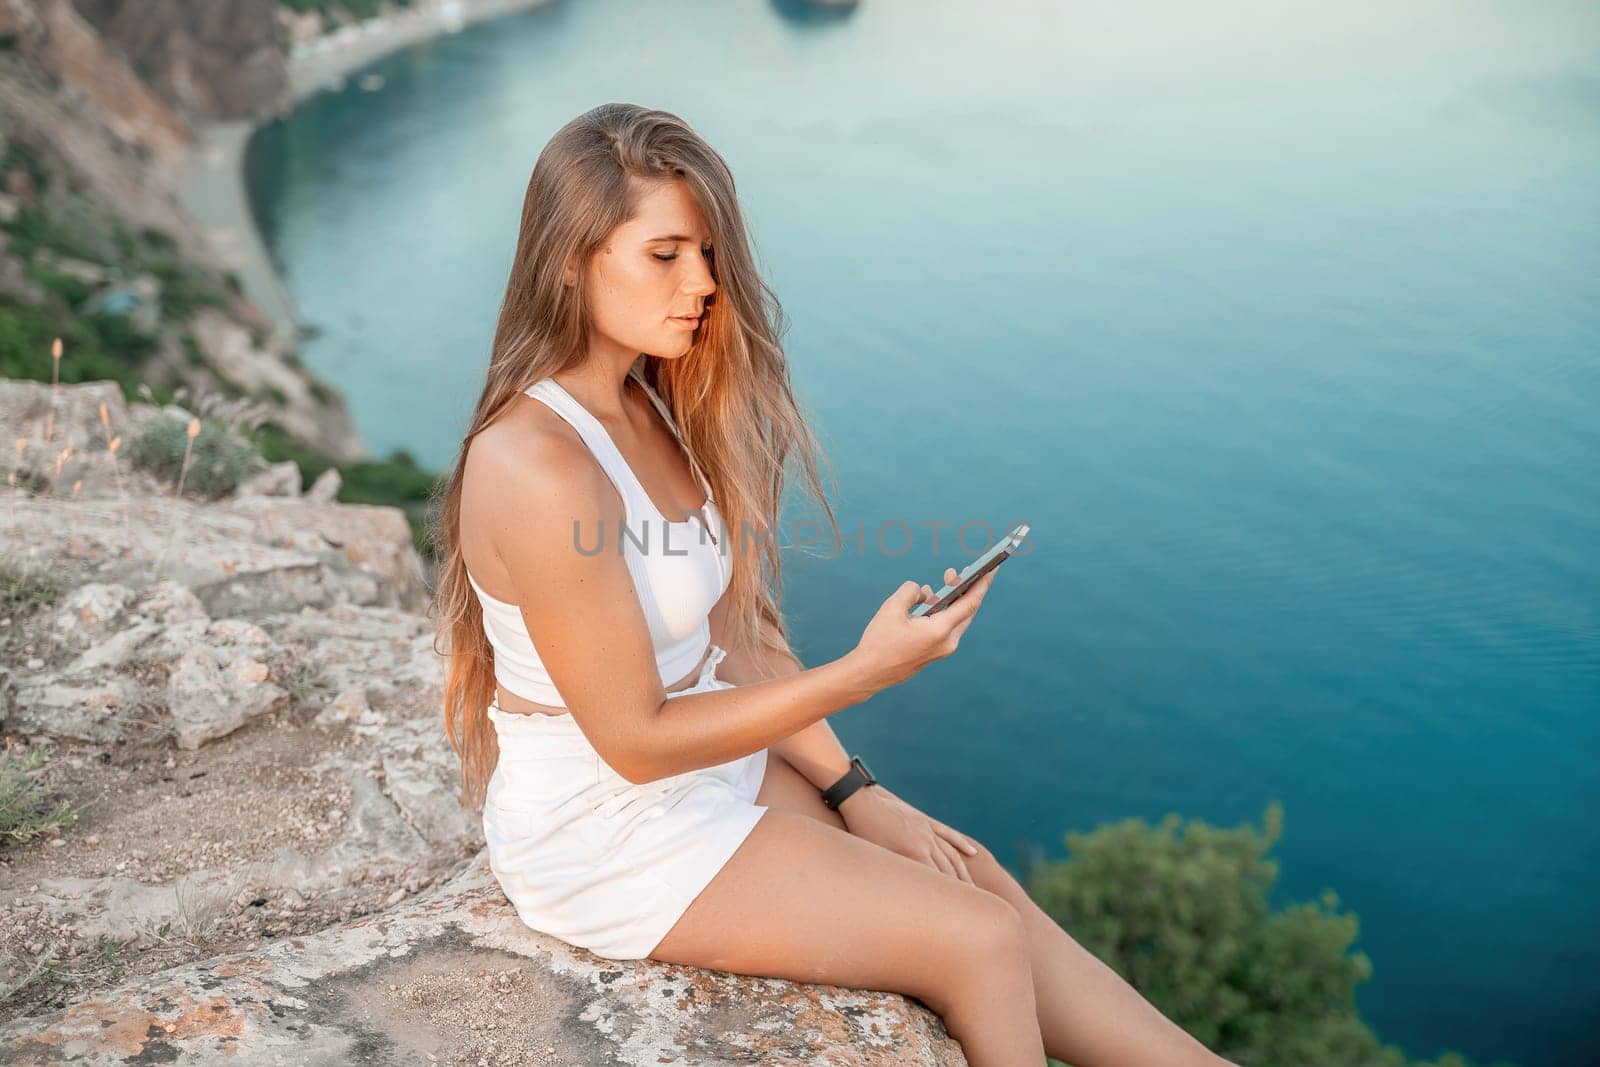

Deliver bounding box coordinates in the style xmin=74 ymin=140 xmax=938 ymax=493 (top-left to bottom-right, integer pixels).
xmin=175 ymin=0 xmax=553 ymax=352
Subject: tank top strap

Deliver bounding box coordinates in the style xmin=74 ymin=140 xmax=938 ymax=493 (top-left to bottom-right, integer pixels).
xmin=627 ymin=368 xmax=716 ymax=504
xmin=522 ymin=379 xmax=652 ymax=516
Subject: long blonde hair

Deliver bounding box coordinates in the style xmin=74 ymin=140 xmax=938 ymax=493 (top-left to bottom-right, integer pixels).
xmin=429 ymin=102 xmax=840 ymax=811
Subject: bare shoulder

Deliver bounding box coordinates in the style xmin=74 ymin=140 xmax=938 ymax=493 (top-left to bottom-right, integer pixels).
xmin=465 ymin=401 xmax=591 ymax=499
xmin=460 ymin=399 xmax=617 ymax=579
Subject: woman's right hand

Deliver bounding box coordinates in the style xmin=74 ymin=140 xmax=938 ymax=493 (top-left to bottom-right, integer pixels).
xmin=849 ymin=566 xmax=1000 ymax=692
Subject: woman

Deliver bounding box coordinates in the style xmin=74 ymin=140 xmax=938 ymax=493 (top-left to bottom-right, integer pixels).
xmin=432 ymin=102 xmax=1237 ymax=1067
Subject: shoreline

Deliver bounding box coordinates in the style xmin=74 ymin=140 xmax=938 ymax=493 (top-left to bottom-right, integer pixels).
xmin=174 ymin=0 xmax=552 ymax=355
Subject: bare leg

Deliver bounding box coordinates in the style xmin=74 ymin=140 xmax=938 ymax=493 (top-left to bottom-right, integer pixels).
xmin=649 ymin=805 xmax=1047 ymax=1065
xmin=756 ymin=751 xmax=1240 ymax=1067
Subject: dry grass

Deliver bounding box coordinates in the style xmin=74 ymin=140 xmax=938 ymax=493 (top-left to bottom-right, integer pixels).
xmin=0 ymin=742 xmax=79 ymax=845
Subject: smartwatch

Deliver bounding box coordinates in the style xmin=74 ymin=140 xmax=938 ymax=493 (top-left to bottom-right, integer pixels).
xmin=821 ymin=756 xmax=878 ymax=811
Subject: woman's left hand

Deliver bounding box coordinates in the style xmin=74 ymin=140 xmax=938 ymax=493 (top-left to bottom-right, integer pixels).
xmin=838 ymin=785 xmax=982 ymax=883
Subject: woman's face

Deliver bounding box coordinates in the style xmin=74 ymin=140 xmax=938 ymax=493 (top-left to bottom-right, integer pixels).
xmin=573 ymin=178 xmax=717 ymax=360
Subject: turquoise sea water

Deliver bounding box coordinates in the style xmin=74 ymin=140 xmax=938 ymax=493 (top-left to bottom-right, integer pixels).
xmin=243 ymin=2 xmax=1600 ymax=1062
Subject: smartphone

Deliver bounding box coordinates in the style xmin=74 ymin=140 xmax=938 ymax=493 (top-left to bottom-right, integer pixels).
xmin=908 ymin=522 xmax=1029 ymax=617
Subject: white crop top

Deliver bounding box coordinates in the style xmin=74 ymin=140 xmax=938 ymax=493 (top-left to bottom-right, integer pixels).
xmin=466 ymin=368 xmax=731 ymax=708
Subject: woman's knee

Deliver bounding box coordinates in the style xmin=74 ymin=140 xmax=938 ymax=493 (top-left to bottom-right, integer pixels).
xmin=943 ymin=886 xmax=1030 ymax=975
xmin=912 ymin=888 xmax=1029 ymax=1015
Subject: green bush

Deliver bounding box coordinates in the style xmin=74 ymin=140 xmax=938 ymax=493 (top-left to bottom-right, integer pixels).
xmin=0 ymin=297 xmax=160 ymax=393
xmin=135 ymin=227 xmax=178 ymax=256
xmin=1026 ymin=803 xmax=1515 ymax=1067
xmin=181 ymin=331 xmax=206 ymax=367
xmin=337 ymin=447 xmax=437 ymax=506
xmin=79 ymin=310 xmax=157 ymax=365
xmin=24 ymin=263 xmax=96 ymax=308
xmin=0 ymin=746 xmax=77 ymax=846
xmin=140 ymin=255 xmax=227 ymax=323
xmin=127 ymin=415 xmax=262 ymax=500
xmin=0 ymin=550 xmax=66 ymax=614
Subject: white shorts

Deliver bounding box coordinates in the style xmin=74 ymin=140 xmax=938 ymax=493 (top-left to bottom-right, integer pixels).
xmin=482 ymin=644 xmax=770 ymax=960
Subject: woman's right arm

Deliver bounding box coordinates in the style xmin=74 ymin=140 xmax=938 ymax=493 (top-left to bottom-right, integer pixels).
xmin=477 ymin=429 xmax=993 ymax=785
xmin=638 ymin=569 xmax=991 ymax=782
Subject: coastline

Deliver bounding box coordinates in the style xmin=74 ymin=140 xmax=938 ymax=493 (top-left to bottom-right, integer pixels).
xmin=174 ymin=0 xmax=552 ymax=354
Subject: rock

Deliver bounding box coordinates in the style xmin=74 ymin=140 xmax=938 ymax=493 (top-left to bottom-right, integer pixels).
xmin=291 ymin=773 xmax=431 ymax=891
xmin=33 ymin=249 xmax=106 ymax=285
xmin=1 ymin=0 xmax=192 ymax=179
xmin=220 ymin=496 xmax=425 ymax=602
xmin=159 ymin=617 xmax=288 ymax=750
xmin=2 ymin=489 xmax=429 ymax=748
xmin=0 ymin=854 xmax=964 ymax=1065
xmin=188 ymin=308 xmax=366 ymax=461
xmin=49 ymin=583 xmax=136 ymax=644
xmin=137 ymin=580 xmax=211 ymax=626
xmin=25 ymin=762 xmax=462 ymax=944
xmin=8 ymin=580 xmax=302 ymax=747
xmin=28 ymin=873 xmax=223 ymax=944
xmin=0 ymin=248 xmax=45 ymax=304
xmin=2 ymin=495 xmax=425 ymax=617
xmin=272 ymin=605 xmax=440 ymax=712
xmin=234 ymin=459 xmax=302 ymax=498
xmin=0 ymin=379 xmax=130 ymax=496
xmin=47 ymin=580 xmax=204 ymax=655
xmin=69 ymin=0 xmax=289 ymax=124
xmin=305 ymin=465 xmax=341 ymax=505
xmin=382 ymin=749 xmax=480 ymax=849
xmin=3 ymin=675 xmax=148 ymax=745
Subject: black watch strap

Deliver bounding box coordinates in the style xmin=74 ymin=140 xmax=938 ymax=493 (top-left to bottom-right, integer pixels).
xmin=821 ymin=756 xmax=878 ymax=810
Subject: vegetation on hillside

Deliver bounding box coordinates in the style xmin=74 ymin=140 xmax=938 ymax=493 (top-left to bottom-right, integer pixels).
xmin=281 ymin=0 xmax=420 ymax=22
xmin=1027 ymin=803 xmax=1516 ymax=1067
xmin=0 ymin=129 xmax=444 ymax=555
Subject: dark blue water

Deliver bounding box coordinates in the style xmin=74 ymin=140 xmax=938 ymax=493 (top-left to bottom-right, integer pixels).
xmin=244 ymin=2 xmax=1600 ymax=1062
